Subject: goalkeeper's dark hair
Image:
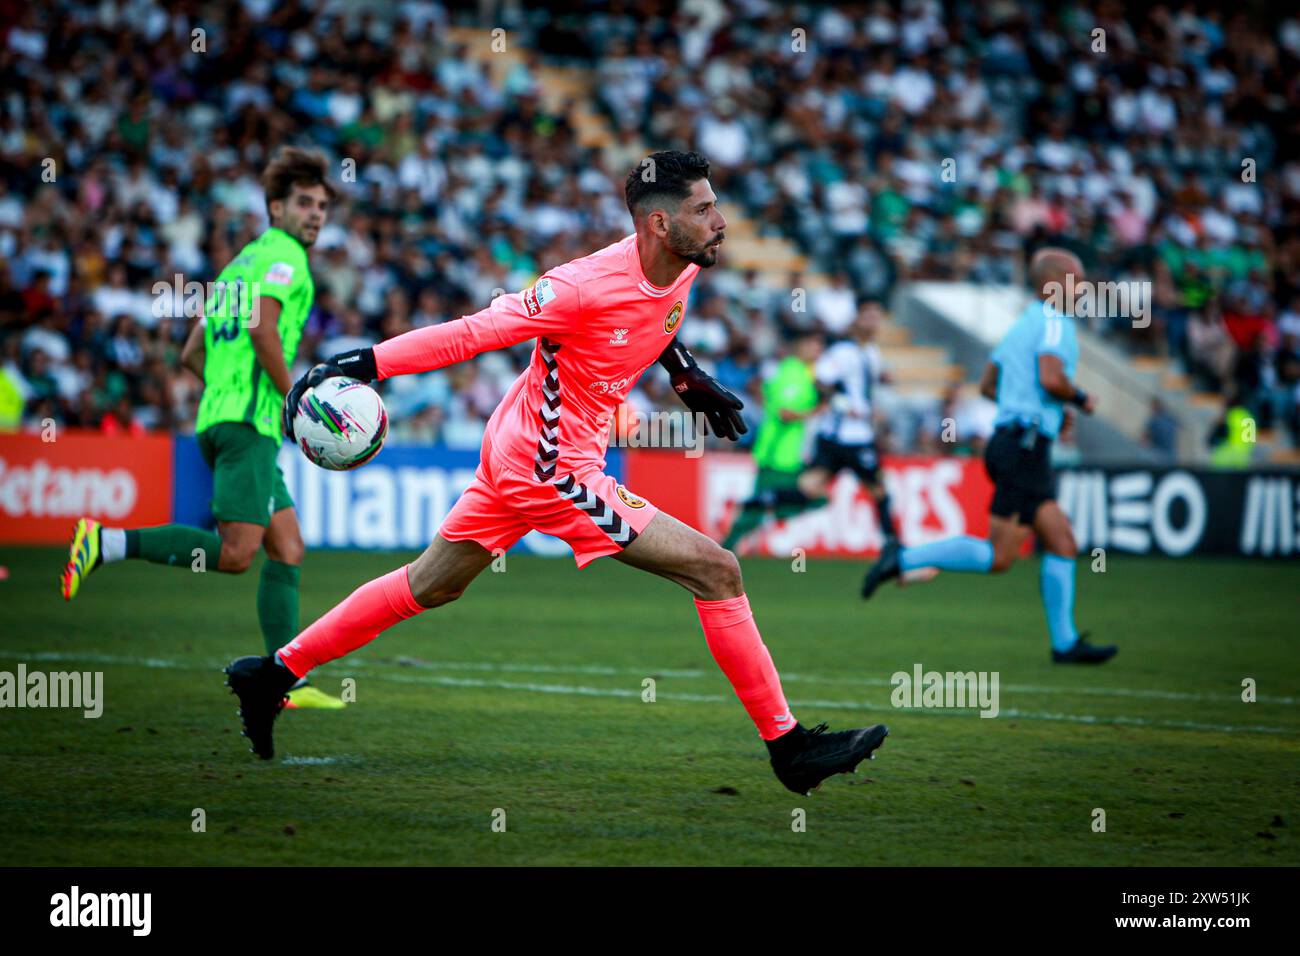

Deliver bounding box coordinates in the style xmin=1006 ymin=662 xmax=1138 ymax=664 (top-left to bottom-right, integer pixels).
xmin=262 ymin=146 xmax=337 ymax=215
xmin=625 ymin=150 xmax=711 ymax=220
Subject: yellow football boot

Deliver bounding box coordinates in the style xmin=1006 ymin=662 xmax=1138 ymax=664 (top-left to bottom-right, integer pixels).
xmin=285 ymin=684 xmax=347 ymax=710
xmin=61 ymin=518 xmax=102 ymax=601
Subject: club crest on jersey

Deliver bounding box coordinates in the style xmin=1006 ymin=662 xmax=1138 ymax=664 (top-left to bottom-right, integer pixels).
xmin=616 ymin=485 xmax=647 ymax=509
xmin=609 ymin=328 xmax=629 ymax=346
xmin=664 ymin=300 xmax=684 ymax=335
xmin=523 ymin=276 xmax=557 ymax=317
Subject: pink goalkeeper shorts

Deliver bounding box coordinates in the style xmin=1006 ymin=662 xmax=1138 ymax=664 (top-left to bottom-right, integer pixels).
xmin=439 ymin=451 xmax=658 ymax=568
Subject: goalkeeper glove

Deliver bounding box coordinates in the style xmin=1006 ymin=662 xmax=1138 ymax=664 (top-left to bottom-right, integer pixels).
xmin=657 ymin=337 xmax=747 ymax=441
xmin=282 ymin=347 xmax=378 ymax=440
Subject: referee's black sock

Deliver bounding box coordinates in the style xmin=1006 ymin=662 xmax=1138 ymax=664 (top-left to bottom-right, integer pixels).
xmin=877 ymin=493 xmax=897 ymax=538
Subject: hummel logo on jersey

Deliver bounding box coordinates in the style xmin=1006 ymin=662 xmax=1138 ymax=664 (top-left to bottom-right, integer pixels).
xmin=609 ymin=328 xmax=629 ymax=345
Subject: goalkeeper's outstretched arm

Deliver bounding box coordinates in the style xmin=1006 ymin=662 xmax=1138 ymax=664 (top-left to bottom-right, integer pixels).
xmin=382 ymin=274 xmax=580 ymax=379
xmin=282 ymin=275 xmax=579 ymax=438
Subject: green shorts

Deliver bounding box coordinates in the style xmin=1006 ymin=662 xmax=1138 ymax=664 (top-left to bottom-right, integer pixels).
xmin=197 ymin=422 xmax=294 ymax=527
xmin=752 ymin=467 xmax=809 ymax=518
xmin=753 ymin=467 xmax=802 ymax=493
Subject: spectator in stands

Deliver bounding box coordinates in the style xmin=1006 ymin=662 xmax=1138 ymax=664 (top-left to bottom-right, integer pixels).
xmin=318 ymin=308 xmax=376 ymax=360
xmin=1276 ymin=333 xmax=1300 ymax=444
xmin=1208 ymin=398 xmax=1256 ymax=469
xmin=1234 ymin=331 xmax=1281 ymax=429
xmin=1144 ymin=397 xmax=1181 ymax=462
xmin=1187 ymin=299 xmax=1237 ymax=393
xmin=811 ymin=272 xmax=857 ymax=337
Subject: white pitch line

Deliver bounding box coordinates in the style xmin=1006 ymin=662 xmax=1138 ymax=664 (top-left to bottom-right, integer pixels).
xmin=12 ymin=650 xmax=185 ymax=670
xmin=383 ymin=656 xmax=1297 ymax=707
xmin=377 ymin=670 xmax=719 ymax=702
xmin=393 ymin=656 xmax=709 ymax=679
xmin=365 ymin=670 xmax=1292 ymax=735
xmin=4 ymin=649 xmax=1293 ymax=736
xmin=20 ymin=648 xmax=1290 ymax=706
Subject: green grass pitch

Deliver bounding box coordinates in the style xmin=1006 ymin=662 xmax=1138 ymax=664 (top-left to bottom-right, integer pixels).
xmin=1 ymin=546 xmax=1296 ymax=866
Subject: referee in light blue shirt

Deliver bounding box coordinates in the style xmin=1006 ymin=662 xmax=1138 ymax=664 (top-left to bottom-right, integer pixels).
xmin=861 ymin=248 xmax=1117 ymax=664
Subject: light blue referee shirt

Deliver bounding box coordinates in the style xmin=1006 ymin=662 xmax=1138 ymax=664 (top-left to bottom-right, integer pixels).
xmin=990 ymin=298 xmax=1079 ymax=440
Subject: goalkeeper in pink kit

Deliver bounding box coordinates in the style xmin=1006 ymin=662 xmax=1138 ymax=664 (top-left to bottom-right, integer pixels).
xmin=226 ymin=151 xmax=887 ymax=795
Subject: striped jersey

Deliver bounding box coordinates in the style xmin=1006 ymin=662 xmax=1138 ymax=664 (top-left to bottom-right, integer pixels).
xmin=813 ymin=339 xmax=884 ymax=446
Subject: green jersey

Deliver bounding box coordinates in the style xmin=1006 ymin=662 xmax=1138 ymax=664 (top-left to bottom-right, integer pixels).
xmin=195 ymin=227 xmax=315 ymax=441
xmin=753 ymin=356 xmax=819 ymax=473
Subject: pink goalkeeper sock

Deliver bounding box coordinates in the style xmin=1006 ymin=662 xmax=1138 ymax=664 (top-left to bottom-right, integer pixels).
xmin=277 ymin=566 xmax=425 ymax=678
xmin=694 ymin=594 xmax=796 ymax=740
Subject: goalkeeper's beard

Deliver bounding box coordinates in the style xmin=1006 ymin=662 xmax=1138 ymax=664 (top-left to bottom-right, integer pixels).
xmin=667 ymin=223 xmax=724 ymax=268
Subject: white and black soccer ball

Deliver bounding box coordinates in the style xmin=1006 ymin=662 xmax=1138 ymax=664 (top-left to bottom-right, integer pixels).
xmin=292 ymin=376 xmax=388 ymax=471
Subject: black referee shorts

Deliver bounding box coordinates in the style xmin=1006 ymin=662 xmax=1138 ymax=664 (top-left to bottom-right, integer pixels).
xmin=809 ymin=436 xmax=882 ymax=486
xmin=984 ymin=424 xmax=1055 ymax=525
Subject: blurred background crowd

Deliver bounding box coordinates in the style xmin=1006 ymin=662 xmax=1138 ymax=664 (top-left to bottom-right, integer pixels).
xmin=2 ymin=0 xmax=1298 ymax=454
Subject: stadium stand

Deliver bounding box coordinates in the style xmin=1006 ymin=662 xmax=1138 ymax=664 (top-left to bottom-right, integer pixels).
xmin=2 ymin=1 xmax=1298 ymax=465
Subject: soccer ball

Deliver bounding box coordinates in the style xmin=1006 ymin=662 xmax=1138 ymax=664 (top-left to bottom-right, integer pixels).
xmin=293 ymin=376 xmax=388 ymax=471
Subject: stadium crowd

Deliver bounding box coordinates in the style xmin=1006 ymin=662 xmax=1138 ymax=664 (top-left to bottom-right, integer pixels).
xmin=2 ymin=0 xmax=1299 ymax=450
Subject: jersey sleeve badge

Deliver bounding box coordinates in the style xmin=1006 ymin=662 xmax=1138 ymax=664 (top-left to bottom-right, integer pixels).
xmin=265 ymin=262 xmax=295 ymax=285
xmin=523 ymin=277 xmax=556 ymax=317
xmin=616 ymin=484 xmax=647 ymax=509
xmin=535 ymin=277 xmax=556 ymax=307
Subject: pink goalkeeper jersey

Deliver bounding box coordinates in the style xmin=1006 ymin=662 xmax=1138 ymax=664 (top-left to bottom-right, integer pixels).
xmin=373 ymin=234 xmax=699 ymax=481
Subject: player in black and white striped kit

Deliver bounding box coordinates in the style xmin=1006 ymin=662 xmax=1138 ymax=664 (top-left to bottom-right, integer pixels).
xmin=797 ymin=299 xmax=898 ymax=541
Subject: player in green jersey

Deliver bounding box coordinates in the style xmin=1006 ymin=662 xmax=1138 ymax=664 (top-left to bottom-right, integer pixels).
xmin=62 ymin=146 xmax=344 ymax=709
xmin=722 ymin=328 xmax=828 ymax=551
